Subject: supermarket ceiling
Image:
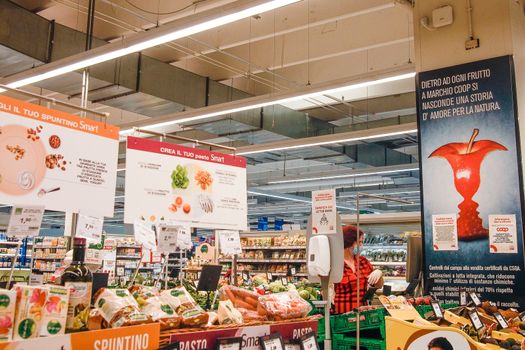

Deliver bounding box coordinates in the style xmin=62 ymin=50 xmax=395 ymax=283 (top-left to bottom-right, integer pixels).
xmin=0 ymin=0 xmax=420 ymax=230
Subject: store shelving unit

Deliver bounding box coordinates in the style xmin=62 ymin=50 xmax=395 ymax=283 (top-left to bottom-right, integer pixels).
xmin=167 ymin=248 xmax=188 ymax=278
xmin=218 ymin=230 xmax=308 ymax=280
xmin=0 ymin=239 xmax=32 ymax=271
xmin=115 ymin=242 xmax=142 ymax=283
xmin=30 ymin=237 xmax=68 ymax=284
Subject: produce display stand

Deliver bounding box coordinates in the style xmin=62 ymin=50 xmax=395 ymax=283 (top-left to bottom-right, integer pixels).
xmin=385 ymin=316 xmax=497 ymax=350
xmin=160 ymin=317 xmax=318 ymax=350
xmin=0 ymin=323 xmax=160 ymax=350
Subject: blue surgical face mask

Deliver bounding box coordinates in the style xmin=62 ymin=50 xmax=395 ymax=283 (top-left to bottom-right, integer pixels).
xmin=352 ymin=246 xmax=359 ymax=255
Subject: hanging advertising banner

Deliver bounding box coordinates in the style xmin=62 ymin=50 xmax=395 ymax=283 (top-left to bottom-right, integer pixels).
xmin=124 ymin=136 xmax=247 ymax=230
xmin=311 ymin=189 xmax=337 ymax=234
xmin=417 ymin=55 xmax=525 ymax=309
xmin=0 ymin=96 xmax=119 ymax=216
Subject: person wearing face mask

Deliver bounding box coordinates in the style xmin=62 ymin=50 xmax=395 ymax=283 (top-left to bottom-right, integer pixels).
xmin=332 ymin=225 xmax=384 ymax=314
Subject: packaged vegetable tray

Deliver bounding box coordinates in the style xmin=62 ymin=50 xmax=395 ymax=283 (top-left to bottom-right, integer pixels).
xmin=219 ymin=285 xmax=260 ymax=312
xmin=258 ymin=291 xmax=312 ymax=321
xmin=129 ymin=286 xmax=181 ymax=330
xmin=160 ymin=287 xmax=209 ymax=327
xmin=93 ymin=288 xmax=151 ymax=328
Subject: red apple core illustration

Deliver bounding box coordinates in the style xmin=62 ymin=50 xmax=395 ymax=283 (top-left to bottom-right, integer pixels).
xmin=429 ymin=129 xmax=507 ymax=240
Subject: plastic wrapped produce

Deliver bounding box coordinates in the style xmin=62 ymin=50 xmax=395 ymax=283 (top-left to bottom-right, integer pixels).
xmin=13 ymin=285 xmax=47 ymax=340
xmin=160 ymin=287 xmax=208 ymax=327
xmin=93 ymin=288 xmax=151 ymax=328
xmin=129 ymin=286 xmax=181 ymax=330
xmin=217 ymin=300 xmax=243 ymax=325
xmin=237 ymin=307 xmax=267 ymax=322
xmin=219 ymin=285 xmax=259 ymax=311
xmin=257 ymin=292 xmax=312 ymax=321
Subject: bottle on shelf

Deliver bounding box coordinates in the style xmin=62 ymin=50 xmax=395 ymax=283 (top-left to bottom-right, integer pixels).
xmin=61 ymin=237 xmax=93 ymax=332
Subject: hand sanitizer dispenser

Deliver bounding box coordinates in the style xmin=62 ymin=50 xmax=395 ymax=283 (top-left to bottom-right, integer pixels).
xmin=307 ymin=235 xmax=331 ymax=277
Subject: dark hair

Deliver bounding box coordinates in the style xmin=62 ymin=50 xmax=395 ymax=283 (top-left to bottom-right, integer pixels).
xmin=342 ymin=225 xmax=364 ymax=249
xmin=428 ymin=337 xmax=453 ymax=350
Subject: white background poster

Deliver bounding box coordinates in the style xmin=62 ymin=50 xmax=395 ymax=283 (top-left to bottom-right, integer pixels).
xmin=7 ymin=205 xmax=44 ymax=237
xmin=311 ymin=189 xmax=337 ymax=234
xmin=489 ymin=214 xmax=517 ymax=253
xmin=0 ymin=96 xmax=119 ymax=216
xmin=432 ymin=214 xmax=459 ymax=251
xmin=124 ymin=136 xmax=247 ymax=230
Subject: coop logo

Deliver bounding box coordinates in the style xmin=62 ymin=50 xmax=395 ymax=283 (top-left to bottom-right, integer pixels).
xmin=496 ymin=227 xmax=509 ymax=232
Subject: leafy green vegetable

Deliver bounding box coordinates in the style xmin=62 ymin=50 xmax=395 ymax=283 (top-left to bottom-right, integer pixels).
xmin=171 ymin=165 xmax=190 ymax=189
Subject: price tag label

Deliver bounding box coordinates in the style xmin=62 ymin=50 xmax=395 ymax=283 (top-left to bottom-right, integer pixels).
xmin=242 ymin=271 xmax=250 ymax=282
xmin=76 ymin=214 xmax=104 ymax=244
xmin=493 ymin=312 xmax=509 ymax=329
xmin=285 ymin=344 xmax=300 ymax=350
xmin=281 ymin=277 xmax=288 ymax=286
xmin=117 ymin=267 xmax=125 ymax=276
xmin=468 ymin=310 xmax=484 ymax=331
xmin=520 ymin=311 xmax=525 ymax=322
xmin=260 ymin=334 xmax=284 ymax=350
xmin=176 ymin=226 xmax=192 ymax=249
xmin=218 ymin=230 xmax=242 ymax=255
xmin=431 ymin=301 xmax=443 ymax=319
xmin=85 ymin=248 xmax=102 ymax=265
xmin=162 ymin=342 xmax=179 ymax=350
xmin=267 ymin=272 xmax=273 ymax=281
xmin=460 ymin=289 xmax=467 ymax=306
xmin=288 ymin=266 xmax=297 ymax=276
xmin=133 ymin=219 xmax=156 ymax=251
xmin=157 ymin=224 xmax=179 ymax=253
xmin=300 ymin=333 xmax=318 ymax=350
xmin=469 ymin=292 xmax=482 ymax=306
xmin=7 ymin=205 xmax=44 ymax=237
xmin=217 ymin=337 xmax=242 ymax=350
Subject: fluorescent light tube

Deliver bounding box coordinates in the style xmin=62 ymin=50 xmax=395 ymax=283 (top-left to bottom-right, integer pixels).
xmin=0 ymin=0 xmax=301 ymax=93
xmin=238 ymin=129 xmax=418 ymax=155
xmin=247 ymin=190 xmax=355 ymax=210
xmin=267 ymin=167 xmax=419 ymax=184
xmin=119 ymin=71 xmax=415 ymax=135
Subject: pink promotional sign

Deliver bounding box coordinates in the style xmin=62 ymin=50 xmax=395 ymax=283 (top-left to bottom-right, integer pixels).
xmin=169 ymin=319 xmax=318 ymax=350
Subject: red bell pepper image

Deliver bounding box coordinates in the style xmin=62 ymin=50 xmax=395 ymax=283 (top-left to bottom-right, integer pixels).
xmin=429 ymin=129 xmax=507 ymax=240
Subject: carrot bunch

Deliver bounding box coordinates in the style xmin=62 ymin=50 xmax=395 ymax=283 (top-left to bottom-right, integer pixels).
xmin=219 ymin=285 xmax=259 ymax=311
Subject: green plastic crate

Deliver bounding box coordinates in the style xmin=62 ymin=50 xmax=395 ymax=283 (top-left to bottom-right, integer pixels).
xmin=415 ymin=303 xmax=458 ymax=318
xmin=318 ymin=317 xmax=325 ymax=342
xmin=331 ymin=308 xmax=387 ymax=336
xmin=333 ymin=334 xmax=385 ymax=350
